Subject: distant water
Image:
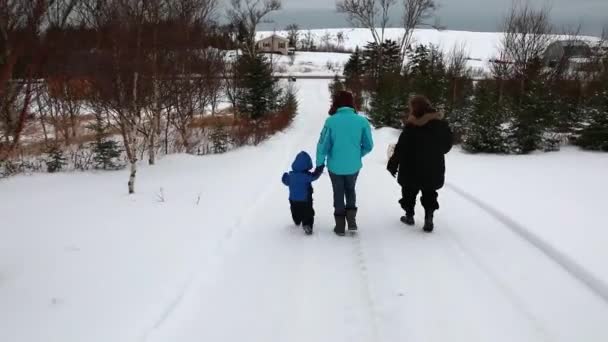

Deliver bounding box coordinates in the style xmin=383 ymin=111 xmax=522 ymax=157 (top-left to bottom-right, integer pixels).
xmin=258 ymin=8 xmax=606 ymax=36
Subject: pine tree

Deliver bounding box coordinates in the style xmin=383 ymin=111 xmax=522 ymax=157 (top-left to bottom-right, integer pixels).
xmin=93 ymin=140 xmax=123 ymax=170
xmin=362 ymin=40 xmax=402 ymax=85
xmin=369 ymin=73 xmax=407 ymax=128
xmin=281 ymin=85 xmax=299 ymax=117
xmin=576 ymin=89 xmax=608 ymax=151
xmin=235 ymin=53 xmax=282 ymax=120
xmin=89 ymin=113 xmax=123 ymax=170
xmin=511 ymin=79 xmax=554 ymax=154
xmin=46 ymin=145 xmax=67 ymax=173
xmin=406 ymin=44 xmax=449 ymax=109
xmin=211 ymin=124 xmax=230 ymax=154
xmin=362 ymin=40 xmax=404 ymax=127
xmin=343 ymin=47 xmax=365 ymax=108
xmin=508 ymin=57 xmax=558 ymax=154
xmin=328 ymin=74 xmax=344 ymax=99
xmin=462 ymin=82 xmax=511 ymax=153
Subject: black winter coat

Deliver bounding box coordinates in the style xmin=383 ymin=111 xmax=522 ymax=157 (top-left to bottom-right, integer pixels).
xmin=387 ymin=113 xmax=453 ymax=190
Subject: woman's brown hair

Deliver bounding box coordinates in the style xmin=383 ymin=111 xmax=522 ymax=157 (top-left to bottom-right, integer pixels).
xmin=329 ymin=90 xmax=356 ymax=115
xmin=408 ymin=95 xmax=435 ymax=118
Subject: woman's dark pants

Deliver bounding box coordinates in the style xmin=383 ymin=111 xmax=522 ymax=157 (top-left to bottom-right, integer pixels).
xmin=329 ymin=172 xmax=359 ymax=215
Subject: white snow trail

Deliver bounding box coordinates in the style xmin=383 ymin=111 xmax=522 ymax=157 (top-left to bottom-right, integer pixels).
xmin=3 ymin=80 xmax=608 ymax=342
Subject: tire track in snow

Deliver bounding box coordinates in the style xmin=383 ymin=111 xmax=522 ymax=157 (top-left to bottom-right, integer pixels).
xmin=446 ymin=182 xmax=608 ymax=305
xmin=439 ymin=226 xmax=554 ymax=341
xmin=142 ymin=81 xmax=329 ymax=341
xmin=352 ymin=232 xmax=382 ymax=342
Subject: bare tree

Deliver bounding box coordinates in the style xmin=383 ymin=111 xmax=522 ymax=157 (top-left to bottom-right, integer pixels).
xmin=500 ymin=1 xmax=553 ymax=79
xmin=320 ymin=31 xmax=333 ymax=50
xmin=399 ymin=0 xmax=438 ymax=57
xmin=46 ymin=0 xmax=80 ymax=28
xmin=0 ymin=0 xmax=76 ymax=160
xmin=337 ymin=0 xmax=437 ymax=62
xmin=285 ymin=23 xmax=299 ymax=49
xmin=227 ymin=0 xmax=282 ymax=56
xmin=37 ymin=80 xmax=83 ymax=146
xmin=336 ymin=0 xmax=395 ymax=45
xmin=336 ymin=30 xmax=345 ymax=48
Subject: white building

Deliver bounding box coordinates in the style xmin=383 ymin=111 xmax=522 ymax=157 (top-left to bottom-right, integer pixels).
xmin=256 ymin=34 xmax=290 ymax=55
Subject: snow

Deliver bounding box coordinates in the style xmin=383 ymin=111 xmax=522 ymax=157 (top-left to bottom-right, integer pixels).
xmin=268 ymin=51 xmax=351 ymax=76
xmin=2 ymin=79 xmax=608 ymax=341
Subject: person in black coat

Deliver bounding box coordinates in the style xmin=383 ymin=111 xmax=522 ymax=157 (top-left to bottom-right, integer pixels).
xmin=387 ymin=95 xmax=453 ymax=232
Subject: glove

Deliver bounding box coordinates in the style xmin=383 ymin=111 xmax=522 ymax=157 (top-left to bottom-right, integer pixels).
xmin=314 ymin=165 xmax=325 ymax=175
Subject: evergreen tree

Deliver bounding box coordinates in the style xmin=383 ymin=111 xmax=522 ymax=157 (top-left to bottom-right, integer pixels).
xmin=328 ymin=75 xmax=344 ymax=99
xmin=510 ymin=79 xmax=554 ymax=153
xmin=235 ymin=53 xmax=281 ymax=120
xmin=89 ymin=114 xmax=123 ymax=170
xmin=281 ymin=85 xmax=299 ymax=117
xmin=462 ymin=82 xmax=511 ymax=153
xmin=369 ymin=73 xmax=407 ymax=128
xmin=93 ymin=140 xmax=123 ymax=170
xmin=211 ymin=124 xmax=230 ymax=154
xmin=362 ymin=40 xmax=404 ymax=128
xmin=576 ymin=89 xmax=608 ymax=151
xmin=508 ymin=57 xmax=559 ymax=154
xmin=46 ymin=145 xmax=67 ymax=173
xmin=343 ymin=47 xmax=365 ymax=108
xmin=362 ymin=40 xmax=402 ymax=85
xmin=405 ymin=44 xmax=449 ymax=109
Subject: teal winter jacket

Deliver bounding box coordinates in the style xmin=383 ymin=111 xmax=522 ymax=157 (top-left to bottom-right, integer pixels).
xmin=316 ymin=107 xmax=374 ymax=175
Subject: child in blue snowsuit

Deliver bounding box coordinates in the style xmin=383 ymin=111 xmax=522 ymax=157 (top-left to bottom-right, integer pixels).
xmin=282 ymin=151 xmax=324 ymax=235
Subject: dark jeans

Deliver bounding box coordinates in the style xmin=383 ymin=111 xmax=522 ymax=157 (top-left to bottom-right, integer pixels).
xmin=290 ymin=200 xmax=315 ymax=227
xmin=329 ymin=172 xmax=359 ymax=216
xmin=399 ymin=187 xmax=439 ymax=216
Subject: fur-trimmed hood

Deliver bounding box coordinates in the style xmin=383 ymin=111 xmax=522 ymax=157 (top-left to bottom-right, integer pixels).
xmin=406 ymin=112 xmax=444 ymax=127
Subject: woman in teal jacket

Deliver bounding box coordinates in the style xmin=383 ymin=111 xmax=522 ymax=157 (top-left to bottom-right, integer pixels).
xmin=316 ymin=91 xmax=374 ymax=236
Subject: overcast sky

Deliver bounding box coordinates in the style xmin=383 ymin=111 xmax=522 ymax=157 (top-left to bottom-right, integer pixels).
xmin=249 ymin=0 xmax=607 ymax=34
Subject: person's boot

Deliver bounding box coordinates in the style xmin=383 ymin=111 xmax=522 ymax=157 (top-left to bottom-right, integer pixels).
xmin=334 ymin=214 xmax=346 ymax=236
xmin=346 ymin=208 xmax=358 ymax=231
xmin=423 ymin=211 xmax=434 ymax=233
xmin=400 ymin=214 xmax=415 ymax=226
xmin=303 ymin=225 xmax=313 ymax=235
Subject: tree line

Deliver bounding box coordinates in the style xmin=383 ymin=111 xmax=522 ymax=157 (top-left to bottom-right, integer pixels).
xmin=1 ymin=0 xmax=297 ymax=193
xmin=332 ymin=0 xmax=608 ymax=153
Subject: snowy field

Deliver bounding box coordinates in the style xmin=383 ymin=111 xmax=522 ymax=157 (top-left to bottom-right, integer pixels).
xmin=2 ymin=79 xmax=608 ymax=342
xmin=259 ymin=28 xmax=600 ymax=75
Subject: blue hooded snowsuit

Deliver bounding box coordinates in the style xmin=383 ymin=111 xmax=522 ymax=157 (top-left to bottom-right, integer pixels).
xmin=282 ymin=151 xmax=323 ymax=228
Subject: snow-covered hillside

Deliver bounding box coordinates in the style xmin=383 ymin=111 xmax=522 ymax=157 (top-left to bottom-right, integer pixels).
xmin=259 ymin=28 xmax=600 ymax=75
xmin=2 ymin=80 xmax=608 ymax=342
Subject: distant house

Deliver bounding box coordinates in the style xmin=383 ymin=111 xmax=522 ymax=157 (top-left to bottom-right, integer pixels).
xmin=543 ymin=40 xmax=592 ymax=69
xmin=256 ymin=34 xmax=290 ymax=55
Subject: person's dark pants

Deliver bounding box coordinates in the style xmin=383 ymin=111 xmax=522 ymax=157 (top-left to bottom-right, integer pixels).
xmin=399 ymin=187 xmax=439 ymax=216
xmin=329 ymin=172 xmax=359 ymax=216
xmin=290 ymin=200 xmax=315 ymax=227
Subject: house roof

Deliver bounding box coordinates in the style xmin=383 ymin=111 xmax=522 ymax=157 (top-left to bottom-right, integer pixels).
xmin=550 ymin=40 xmax=591 ymax=48
xmin=257 ymin=34 xmax=289 ymax=42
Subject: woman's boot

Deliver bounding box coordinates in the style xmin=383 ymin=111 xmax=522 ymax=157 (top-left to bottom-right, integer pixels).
xmin=400 ymin=214 xmax=415 ymax=225
xmin=346 ymin=208 xmax=358 ymax=231
xmin=334 ymin=214 xmax=346 ymax=236
xmin=423 ymin=211 xmax=434 ymax=233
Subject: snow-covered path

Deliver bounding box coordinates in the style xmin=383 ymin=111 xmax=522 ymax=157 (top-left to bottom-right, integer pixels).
xmin=144 ymin=80 xmax=608 ymax=342
xmin=2 ymin=80 xmax=608 ymax=342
